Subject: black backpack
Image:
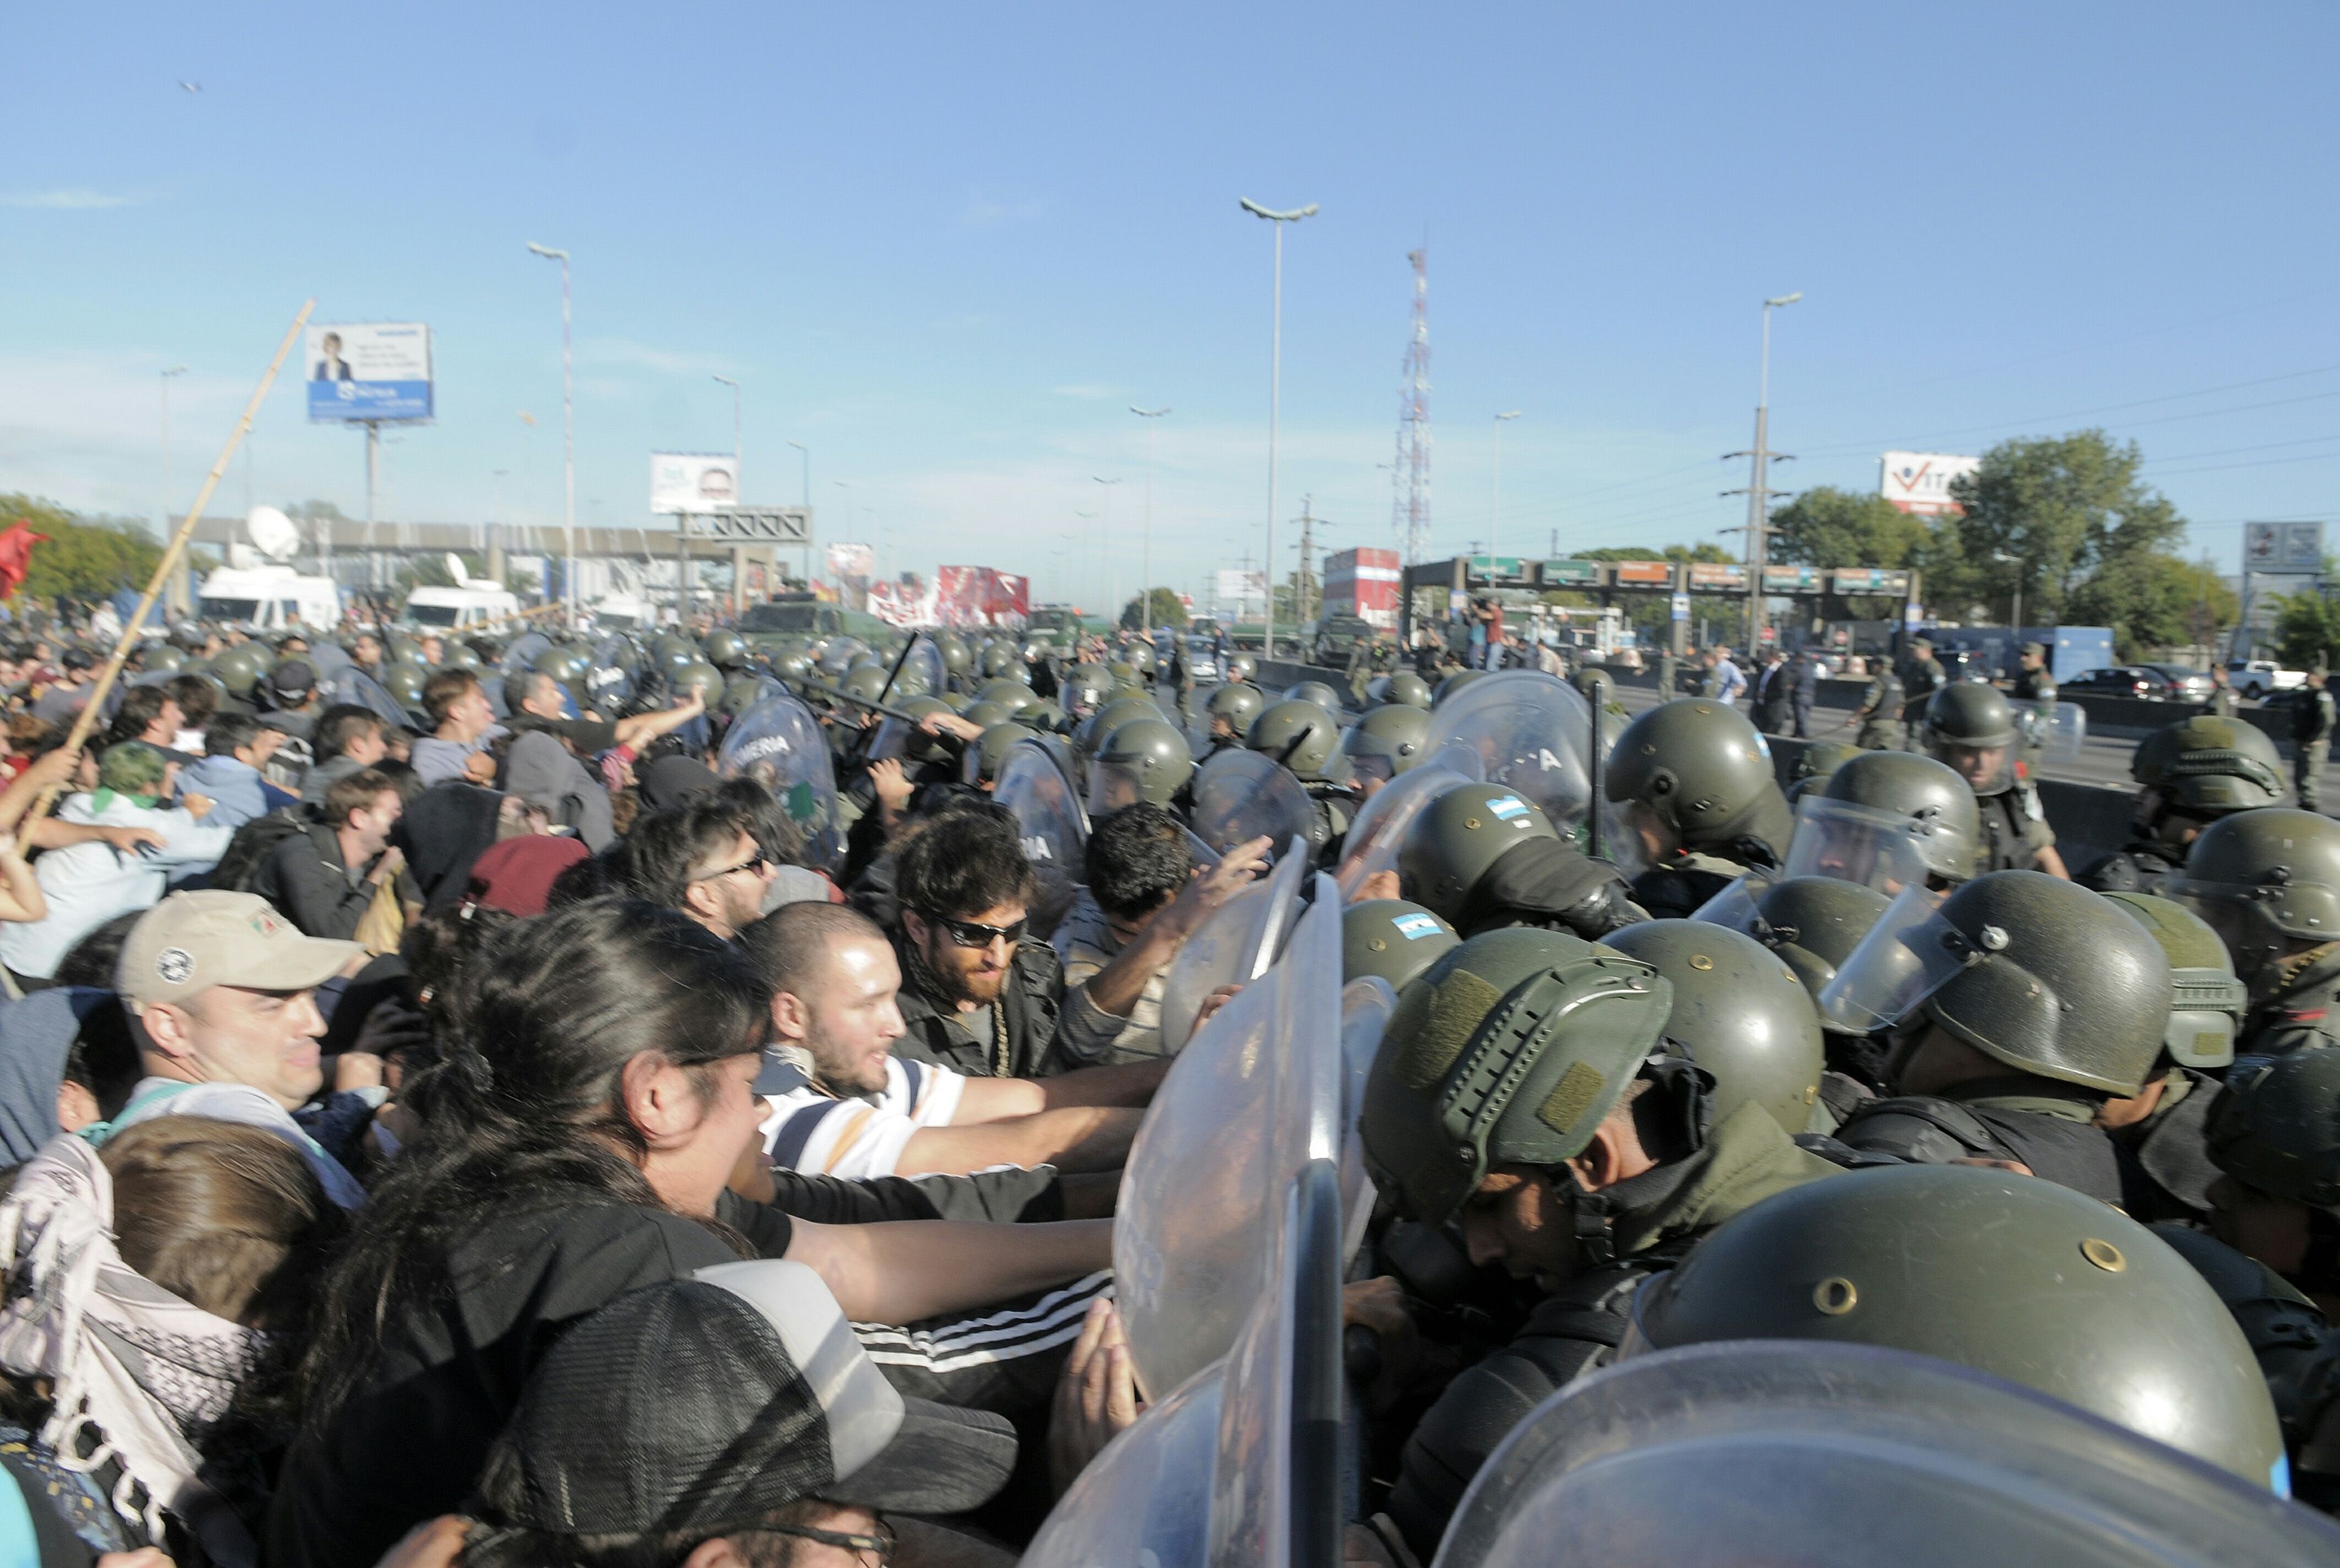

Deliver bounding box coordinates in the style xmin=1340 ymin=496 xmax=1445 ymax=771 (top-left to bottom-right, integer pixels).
xmin=208 ymin=806 xmax=313 ymax=894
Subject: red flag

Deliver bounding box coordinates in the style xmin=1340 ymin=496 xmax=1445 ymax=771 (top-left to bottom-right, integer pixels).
xmin=0 ymin=522 xmax=49 ymax=601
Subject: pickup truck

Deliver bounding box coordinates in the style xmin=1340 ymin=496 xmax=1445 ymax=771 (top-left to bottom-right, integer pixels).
xmin=2226 ymin=659 xmax=2306 ymax=700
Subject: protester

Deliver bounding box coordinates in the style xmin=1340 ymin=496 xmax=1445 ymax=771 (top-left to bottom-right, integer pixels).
xmin=408 ymin=670 xmax=503 ymax=787
xmin=299 ymin=704 xmax=391 ymax=806
xmin=617 ymin=789 xmax=783 ymax=939
xmin=250 ymin=767 xmax=407 ymax=943
xmin=182 ymin=711 xmax=294 ymax=830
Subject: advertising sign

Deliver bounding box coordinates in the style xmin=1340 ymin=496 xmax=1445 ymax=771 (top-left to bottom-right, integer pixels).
xmin=1687 ymin=562 xmax=1747 ymax=591
xmin=1880 ymin=451 xmax=1981 ymax=516
xmin=2245 ymin=520 xmax=2325 ymax=576
xmin=1614 ymin=560 xmax=1673 ymax=586
xmin=305 ymin=323 xmax=431 ymax=422
xmin=650 ymin=452 xmax=742 ymax=515
xmin=1215 ymin=570 xmax=1267 ymax=615
xmin=1670 ymin=593 xmax=1690 ymax=623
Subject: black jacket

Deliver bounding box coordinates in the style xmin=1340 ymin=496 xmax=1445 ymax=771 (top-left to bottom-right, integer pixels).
xmin=891 ymin=929 xmax=1069 ymax=1078
xmin=252 ymin=821 xmax=378 ymax=941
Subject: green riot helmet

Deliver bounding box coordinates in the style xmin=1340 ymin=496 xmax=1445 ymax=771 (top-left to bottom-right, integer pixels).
xmin=2103 ymin=891 xmax=2246 ymax=1070
xmin=1223 ymin=651 xmax=1257 ymax=684
xmin=937 ymin=635 xmax=972 ymax=678
xmin=976 ymin=678 xmax=1041 ymax=715
xmin=880 ymin=694 xmax=959 ymax=766
xmin=1204 ymin=681 xmax=1266 ymax=739
xmin=1606 ymin=698 xmax=1794 ymax=859
xmin=652 ymin=635 xmax=698 ymax=674
xmin=700 ymin=629 xmax=748 ymax=671
xmin=1601 ymin=919 xmax=1825 ymax=1135
xmin=979 ymin=644 xmax=1017 ymax=679
xmin=834 ymin=665 xmax=892 ymax=708
xmin=141 ymin=643 xmax=186 ymax=676
xmin=1785 ymin=740 xmax=1864 ymax=805
xmin=210 ymin=643 xmax=268 ymax=698
xmin=1075 ymin=694 xmax=1162 ymax=762
xmin=2132 ymin=714 xmax=2288 ymax=816
xmin=532 ymin=644 xmax=586 ymax=686
xmin=1620 ymin=1164 xmax=2290 ymax=1487
xmin=1024 ymin=700 xmax=1067 ymax=734
xmin=1123 ymin=641 xmax=1156 ymax=675
xmin=1743 ymin=874 xmax=1892 ymax=999
xmin=380 ymin=661 xmax=428 ymax=708
xmin=1822 ymin=870 xmax=2172 ymax=1097
xmin=718 ymin=676 xmax=771 ymax=721
xmin=1923 ymin=680 xmax=2021 ymax=793
xmin=1284 ymin=679 xmax=1343 ymax=716
xmin=2170 ymin=808 xmax=2340 ymax=986
xmin=965 ymin=721 xmax=1040 ymax=787
xmin=1569 ymin=665 xmax=1614 ymax=703
xmin=1245 ymin=698 xmax=1350 ymax=785
xmin=1088 ymin=717 xmax=1194 ymax=811
xmin=1397 ymin=781 xmax=1561 ymax=922
xmin=959 ymin=698 xmax=1012 ymax=735
xmin=1360 ymin=927 xmax=1674 ymax=1227
xmin=771 ymin=649 xmax=815 ymax=684
xmin=386 ymin=635 xmax=425 ymax=667
xmin=1340 ymin=703 xmax=1431 ymax=793
xmin=673 ymin=660 xmax=724 ymax=703
xmin=2208 ymin=1050 xmax=2340 ymax=1212
xmin=1105 ymin=660 xmax=1143 ymax=693
xmin=1383 ymin=669 xmax=1433 ymax=710
xmin=1433 ymin=668 xmax=1490 ymax=706
xmin=439 ymin=639 xmax=483 ymax=672
xmin=1342 ymin=900 xmax=1459 ymax=994
xmin=1821 ymin=750 xmax=1983 ymax=885
xmin=1061 ymin=663 xmax=1115 ymax=716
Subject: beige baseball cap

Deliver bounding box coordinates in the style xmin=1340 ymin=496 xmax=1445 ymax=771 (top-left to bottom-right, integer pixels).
xmin=117 ymin=891 xmax=366 ymax=1010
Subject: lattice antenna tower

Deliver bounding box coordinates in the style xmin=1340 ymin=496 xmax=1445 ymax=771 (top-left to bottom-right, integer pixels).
xmin=1395 ymin=248 xmax=1433 ymax=568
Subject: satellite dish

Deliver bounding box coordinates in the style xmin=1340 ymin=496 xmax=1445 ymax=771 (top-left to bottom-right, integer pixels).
xmin=246 ymin=505 xmax=300 ymax=563
xmin=444 ymin=552 xmax=467 ymax=586
xmin=226 ymin=542 xmax=262 ymax=570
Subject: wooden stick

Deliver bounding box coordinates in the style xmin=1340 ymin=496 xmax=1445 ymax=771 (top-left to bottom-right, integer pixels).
xmin=32 ymin=298 xmax=315 ymax=819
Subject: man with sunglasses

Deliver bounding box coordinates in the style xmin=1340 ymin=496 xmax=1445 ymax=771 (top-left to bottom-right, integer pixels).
xmin=626 ymin=793 xmax=786 ymax=941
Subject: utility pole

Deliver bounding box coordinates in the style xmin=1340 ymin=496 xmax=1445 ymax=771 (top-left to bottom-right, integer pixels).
xmin=1131 ymin=406 xmax=1169 ymax=632
xmin=787 ymin=439 xmax=811 ymax=584
xmin=1294 ymin=497 xmax=1319 ymax=627
xmin=1094 ymin=477 xmax=1123 ymax=626
xmin=526 ymin=242 xmax=576 ymax=619
xmin=1723 ymin=292 xmax=1801 ymax=651
xmin=1392 ymin=248 xmax=1432 ymax=643
xmin=1241 ymin=196 xmax=1319 ymax=659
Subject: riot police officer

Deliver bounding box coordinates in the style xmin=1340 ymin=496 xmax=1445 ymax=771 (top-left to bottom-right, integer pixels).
xmin=1601 ymin=919 xmax=1828 ymax=1136
xmin=2095 ymin=890 xmax=2246 ymax=1221
xmin=2173 ymin=807 xmax=2340 ymax=1058
xmin=1245 ymin=698 xmax=1360 ymax=851
xmin=1341 ymin=898 xmax=1458 ymax=993
xmin=1830 ymin=870 xmax=2169 ymax=1209
xmin=2009 ymin=639 xmax=2057 ymax=773
xmin=1923 ymin=681 xmax=2068 ymax=877
xmin=1339 ymin=702 xmax=1431 ymax=801
xmin=1397 ymin=781 xmax=1643 ymax=939
xmin=2208 ymin=1050 xmax=2340 ymax=1321
xmin=2080 ymin=714 xmax=2286 ymax=892
xmin=1200 ymin=681 xmax=1265 ymax=757
xmin=1820 ymin=749 xmax=1983 ymax=888
xmin=1606 ymin=698 xmax=1796 ymax=917
xmin=1353 ymin=927 xmax=1842 ymax=1558
xmin=1850 ymin=658 xmax=1905 ymax=750
xmin=2295 ymin=663 xmax=2335 ymax=813
xmin=1899 ymin=633 xmax=1945 ymax=749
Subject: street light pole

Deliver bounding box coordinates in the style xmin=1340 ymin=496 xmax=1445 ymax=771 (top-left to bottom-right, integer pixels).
xmin=712 ymin=374 xmax=741 ymax=469
xmin=787 ymin=440 xmax=811 ymax=584
xmin=1492 ymin=410 xmax=1521 ymax=560
xmin=1094 ymin=477 xmax=1123 ymax=629
xmin=1131 ymin=407 xmax=1169 ymax=633
xmin=1727 ymin=292 xmax=1801 ymax=652
xmin=1241 ymin=197 xmax=1318 ymax=660
xmin=525 ymin=242 xmax=576 ymax=619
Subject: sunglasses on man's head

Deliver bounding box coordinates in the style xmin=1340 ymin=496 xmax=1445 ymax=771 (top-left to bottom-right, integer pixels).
xmin=692 ymin=848 xmax=773 ymax=882
xmin=920 ymin=910 xmax=1027 ymax=948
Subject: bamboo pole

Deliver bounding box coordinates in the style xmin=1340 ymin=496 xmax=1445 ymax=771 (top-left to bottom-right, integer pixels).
xmin=33 ymin=299 xmax=315 ymax=818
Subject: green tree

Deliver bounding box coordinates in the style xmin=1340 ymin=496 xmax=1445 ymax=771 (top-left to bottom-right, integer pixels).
xmin=1766 ymin=487 xmax=1931 ymax=570
xmin=2270 ymin=588 xmax=2340 ymax=672
xmin=1121 ymin=587 xmax=1189 ymax=631
xmin=1945 ymin=430 xmax=2184 ymax=628
xmin=0 ymin=493 xmax=163 ymax=603
xmin=2066 ymin=552 xmax=2237 ymax=660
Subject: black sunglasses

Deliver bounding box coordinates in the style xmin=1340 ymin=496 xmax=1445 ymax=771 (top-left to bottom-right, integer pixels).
xmin=919 ymin=909 xmax=1028 ymax=948
xmin=757 ymin=1516 xmax=894 ymax=1564
xmin=692 ymin=848 xmax=773 ymax=883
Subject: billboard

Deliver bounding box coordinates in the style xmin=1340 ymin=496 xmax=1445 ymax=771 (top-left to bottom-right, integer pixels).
xmin=1880 ymin=451 xmax=1981 ymax=516
xmin=306 ymin=323 xmax=431 ymax=422
xmin=2245 ymin=520 xmax=2324 ymax=577
xmin=1614 ymin=560 xmax=1673 ymax=585
xmin=650 ymin=452 xmax=741 ymax=515
xmin=1215 ymin=569 xmax=1267 ymax=615
xmin=1687 ymin=562 xmax=1747 ymax=591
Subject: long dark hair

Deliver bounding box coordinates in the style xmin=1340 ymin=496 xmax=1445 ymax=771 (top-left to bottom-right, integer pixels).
xmin=296 ymin=898 xmax=768 ymax=1433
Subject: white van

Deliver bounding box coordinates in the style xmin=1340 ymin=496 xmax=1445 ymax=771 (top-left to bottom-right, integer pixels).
xmin=404 ymin=584 xmax=524 ymax=633
xmin=197 ymin=565 xmax=343 ymax=632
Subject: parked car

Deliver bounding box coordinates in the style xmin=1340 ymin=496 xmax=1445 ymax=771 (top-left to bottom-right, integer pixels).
xmin=2142 ymin=665 xmax=2214 ymax=704
xmin=2226 ymin=659 xmax=2307 ymax=700
xmin=2062 ymin=666 xmax=2177 ymax=700
xmin=1308 ymin=614 xmax=1376 ymax=665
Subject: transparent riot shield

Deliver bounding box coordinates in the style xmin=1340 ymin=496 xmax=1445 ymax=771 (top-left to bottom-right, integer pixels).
xmin=1019 ymin=1361 xmax=1223 ymax=1568
xmin=1779 ymin=794 xmax=1935 ymax=896
xmin=889 ymin=635 xmax=945 ymax=700
xmin=1156 ymin=840 xmax=1306 ymax=1056
xmin=1433 ymin=1340 xmax=2340 ymax=1568
xmin=2023 ymin=700 xmax=2087 ymax=767
xmin=1190 ymin=749 xmax=1319 ymax=864
xmin=1118 ymin=868 xmax=1340 ymax=1401
xmin=1421 ymin=670 xmax=1601 ymax=831
xmin=319 ymin=666 xmax=420 ymax=731
xmin=716 ymin=691 xmax=842 ymax=871
xmin=1337 ymin=977 xmax=1395 ymax=1263
xmin=585 ymin=633 xmax=637 ymax=710
xmin=994 ymin=738 xmax=1089 ymax=938
xmin=1332 ymin=751 xmax=1484 ymax=901
xmin=1690 ymin=873 xmax=1769 ymax=937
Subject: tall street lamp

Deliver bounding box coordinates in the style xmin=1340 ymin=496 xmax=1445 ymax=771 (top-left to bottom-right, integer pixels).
xmin=1492 ymin=411 xmax=1521 ymax=560
xmin=1240 ymin=196 xmax=1318 ymax=659
xmin=787 ymin=440 xmax=811 ymax=584
xmin=1131 ymin=406 xmax=1170 ymax=633
xmin=1732 ymin=291 xmax=1800 ymax=649
xmin=524 ymin=242 xmax=576 ymax=617
xmin=712 ymin=374 xmax=741 ymax=469
xmin=1094 ymin=477 xmax=1123 ymax=627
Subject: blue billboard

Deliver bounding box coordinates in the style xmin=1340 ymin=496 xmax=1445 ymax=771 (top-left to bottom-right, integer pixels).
xmin=306 ymin=322 xmax=432 ymax=423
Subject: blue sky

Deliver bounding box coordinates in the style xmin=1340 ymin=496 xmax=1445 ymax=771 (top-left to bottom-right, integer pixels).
xmin=5 ymin=1 xmax=2337 ymax=613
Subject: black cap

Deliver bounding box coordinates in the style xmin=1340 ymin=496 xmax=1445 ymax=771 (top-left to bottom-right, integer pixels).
xmin=271 ymin=659 xmax=315 ymax=698
xmin=641 ymin=754 xmax=720 ymax=813
xmin=61 ymin=649 xmax=95 ymax=672
xmin=471 ymin=1264 xmax=1016 ymax=1545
